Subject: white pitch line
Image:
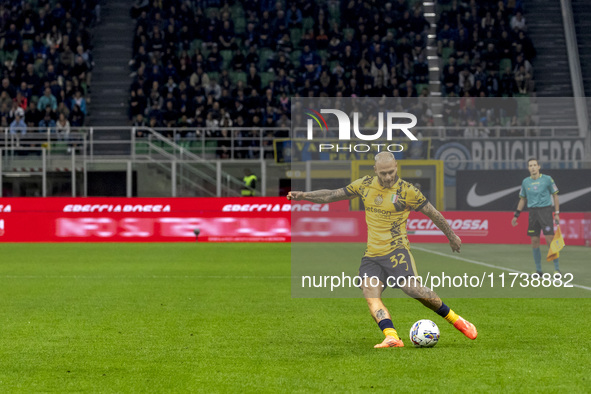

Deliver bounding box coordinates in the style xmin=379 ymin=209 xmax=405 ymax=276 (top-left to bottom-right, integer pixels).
xmin=413 ymin=246 xmax=591 ymax=292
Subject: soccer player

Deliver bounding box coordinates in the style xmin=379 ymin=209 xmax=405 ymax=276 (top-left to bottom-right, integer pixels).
xmin=511 ymin=158 xmax=560 ymax=276
xmin=287 ymin=152 xmax=477 ymax=348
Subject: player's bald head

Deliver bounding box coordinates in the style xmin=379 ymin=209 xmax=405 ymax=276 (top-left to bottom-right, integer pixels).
xmin=374 ymin=152 xmax=398 ymax=188
xmin=374 ymin=152 xmax=396 ymax=165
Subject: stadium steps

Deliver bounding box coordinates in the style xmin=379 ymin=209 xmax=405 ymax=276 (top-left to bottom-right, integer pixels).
xmin=525 ymin=0 xmax=577 ymax=129
xmin=571 ymin=0 xmax=591 ymax=101
xmin=526 ymin=0 xmax=572 ymax=97
xmin=138 ymin=162 xmax=174 ymax=197
xmin=423 ymin=1 xmax=444 ymax=125
xmin=90 ymin=0 xmax=135 ymax=154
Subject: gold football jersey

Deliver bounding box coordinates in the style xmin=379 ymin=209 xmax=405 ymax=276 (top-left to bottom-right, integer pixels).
xmin=344 ymin=175 xmax=428 ymax=257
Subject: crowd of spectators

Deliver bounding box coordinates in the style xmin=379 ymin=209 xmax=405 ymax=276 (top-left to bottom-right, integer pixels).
xmin=436 ymin=0 xmax=536 ymax=131
xmin=0 ymin=0 xmax=98 ymax=138
xmin=128 ymin=0 xmax=439 ymax=157
xmin=128 ymin=0 xmax=540 ymax=157
xmin=437 ymin=0 xmax=535 ymax=99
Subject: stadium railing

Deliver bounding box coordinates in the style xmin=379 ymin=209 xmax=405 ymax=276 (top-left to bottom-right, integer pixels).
xmin=1 ymin=125 xmax=579 ymax=160
xmin=290 ymin=126 xmax=581 ymax=139
xmin=1 ymin=125 xmax=588 ymax=198
xmin=2 ymin=147 xmax=588 ymax=198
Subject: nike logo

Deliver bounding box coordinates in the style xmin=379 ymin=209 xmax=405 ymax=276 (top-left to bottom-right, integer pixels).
xmin=467 ymin=184 xmax=521 ymax=207
xmin=467 ymin=184 xmax=591 ymax=207
xmin=560 ymin=186 xmax=591 ymax=204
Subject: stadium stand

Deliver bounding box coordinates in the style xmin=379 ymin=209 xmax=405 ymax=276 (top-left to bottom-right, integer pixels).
xmin=572 ymin=0 xmax=591 ymax=99
xmin=436 ymin=0 xmax=535 ymax=98
xmin=432 ymin=0 xmax=577 ymax=134
xmin=520 ymin=0 xmax=577 ymax=129
xmin=0 ymin=0 xmax=585 ymax=198
xmin=0 ymin=0 xmax=97 ymax=132
xmin=127 ymin=0 xmax=441 ymax=157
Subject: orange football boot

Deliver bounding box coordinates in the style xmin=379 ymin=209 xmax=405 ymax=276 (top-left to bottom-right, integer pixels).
xmin=374 ymin=335 xmax=405 ymax=348
xmin=453 ymin=317 xmax=478 ymax=340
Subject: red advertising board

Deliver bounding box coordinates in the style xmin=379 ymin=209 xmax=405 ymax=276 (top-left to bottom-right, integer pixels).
xmin=0 ymin=198 xmax=587 ymax=245
xmin=292 ymin=211 xmax=590 ymax=246
xmin=0 ymin=197 xmax=292 ymax=242
xmin=406 ymin=211 xmax=589 ymax=246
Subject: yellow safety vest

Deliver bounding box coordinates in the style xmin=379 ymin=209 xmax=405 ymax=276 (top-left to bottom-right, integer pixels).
xmin=242 ymin=175 xmax=257 ymax=196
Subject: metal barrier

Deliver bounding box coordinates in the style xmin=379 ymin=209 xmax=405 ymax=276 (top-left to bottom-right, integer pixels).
xmin=1 ymin=126 xmax=589 ymax=198
xmin=1 ymin=125 xmax=582 ymax=161
xmin=132 ymin=126 xmax=288 ymax=160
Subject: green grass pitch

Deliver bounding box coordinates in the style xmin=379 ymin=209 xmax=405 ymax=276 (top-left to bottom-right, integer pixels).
xmin=0 ymin=243 xmax=589 ymax=392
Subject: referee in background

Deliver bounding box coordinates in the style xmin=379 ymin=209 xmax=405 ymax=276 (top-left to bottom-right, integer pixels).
xmin=511 ymin=158 xmax=561 ymax=276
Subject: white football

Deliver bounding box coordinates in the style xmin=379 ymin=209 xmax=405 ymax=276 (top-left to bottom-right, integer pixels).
xmin=410 ymin=319 xmax=440 ymax=348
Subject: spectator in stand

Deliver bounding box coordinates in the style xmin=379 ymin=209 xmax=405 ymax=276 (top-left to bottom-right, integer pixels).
xmin=5 ymin=23 xmax=22 ymax=53
xmin=37 ymin=87 xmax=58 ymax=112
xmin=14 ymin=91 xmax=27 ymax=111
xmin=516 ymin=30 xmax=536 ymax=61
xmin=244 ymin=45 xmax=260 ymax=69
xmin=230 ymin=48 xmax=246 ymax=71
xmin=459 ymin=67 xmax=475 ymax=92
xmin=510 ymin=11 xmax=527 ymax=32
xmin=10 ymin=110 xmax=26 ymax=135
xmin=133 ymin=112 xmax=148 ymax=129
xmin=56 ymin=112 xmax=70 ymax=139
xmin=70 ymin=104 xmax=85 ymax=127
xmin=0 ymin=78 xmax=15 ymax=98
xmin=39 ymin=112 xmax=57 ymax=133
xmin=442 ymin=65 xmax=459 ymax=96
xmin=276 ymin=33 xmax=293 ymax=56
xmin=498 ymin=30 xmax=514 ymax=59
xmin=219 ymin=20 xmax=236 ymax=50
xmin=481 ymin=43 xmax=500 ymax=74
xmin=247 ymin=64 xmax=262 ymax=93
xmin=25 ymin=101 xmax=42 ymax=127
xmin=21 ymin=16 xmax=36 ymax=40
xmin=46 ymin=25 xmax=63 ymax=50
xmin=206 ymin=45 xmax=223 ymax=72
xmin=513 ymin=53 xmax=533 ymax=78
xmin=162 ymin=100 xmax=179 ymax=128
xmin=413 ymin=54 xmax=429 ymax=84
xmin=514 ymin=64 xmax=533 ymax=94
xmin=72 ymin=90 xmax=87 ymax=115
xmin=437 ymin=22 xmax=455 ymax=53
xmin=205 ymin=79 xmax=222 ymax=101
xmin=287 ymin=3 xmax=303 ymax=29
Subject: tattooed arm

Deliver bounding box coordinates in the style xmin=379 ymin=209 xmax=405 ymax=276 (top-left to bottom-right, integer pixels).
xmin=419 ymin=202 xmax=462 ymax=253
xmin=287 ymin=188 xmax=355 ymax=203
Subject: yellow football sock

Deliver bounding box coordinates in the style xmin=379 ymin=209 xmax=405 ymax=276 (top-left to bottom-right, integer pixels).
xmin=383 ymin=328 xmax=399 ymax=339
xmin=444 ymin=309 xmax=460 ymax=324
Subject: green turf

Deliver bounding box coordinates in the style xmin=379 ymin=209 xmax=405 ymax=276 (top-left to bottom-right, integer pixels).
xmin=0 ymin=243 xmax=589 ymax=392
xmin=292 ymin=242 xmax=591 ymax=297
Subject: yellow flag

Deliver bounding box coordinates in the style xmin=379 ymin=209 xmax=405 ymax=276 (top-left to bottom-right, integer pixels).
xmin=547 ymin=226 xmax=565 ymax=261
